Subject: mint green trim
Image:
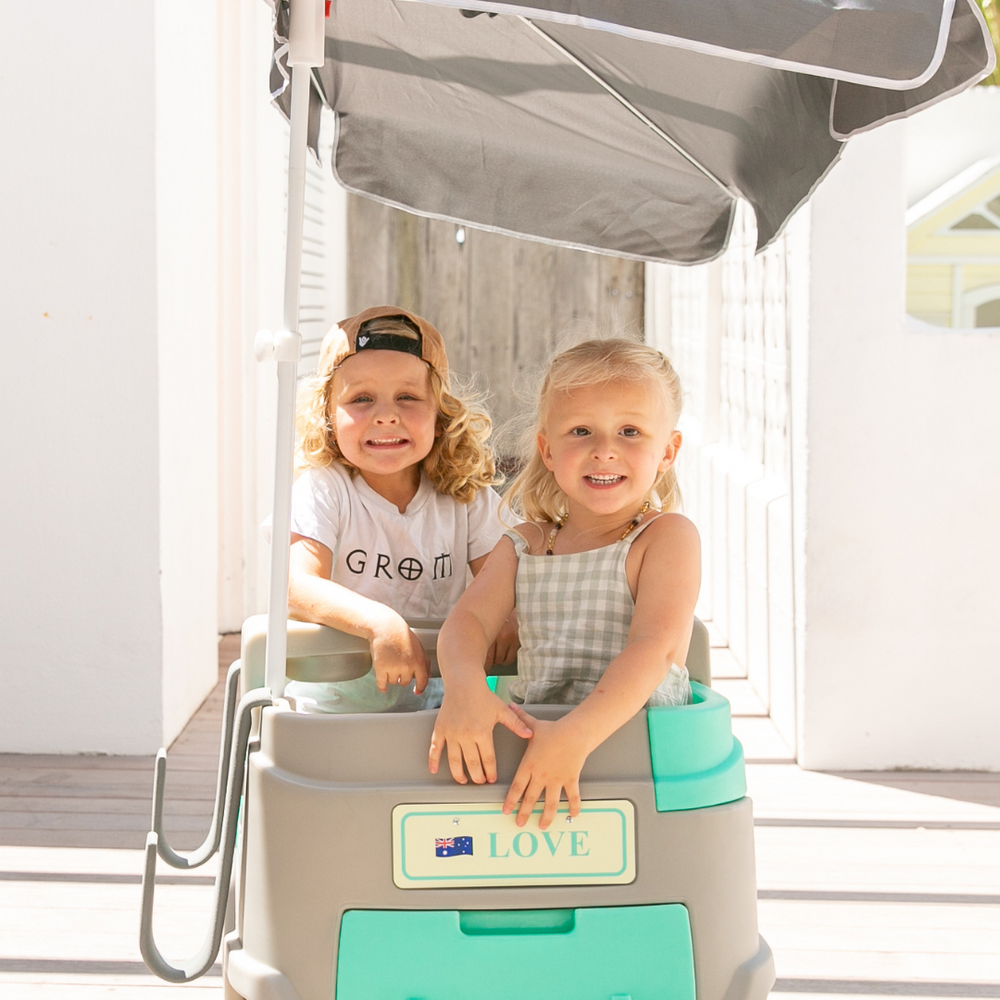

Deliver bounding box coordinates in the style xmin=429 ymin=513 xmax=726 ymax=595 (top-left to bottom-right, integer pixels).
xmin=398 ymin=806 xmax=629 ymax=880
xmin=647 ymin=681 xmax=747 ymax=811
xmin=337 ymin=905 xmax=695 ymax=1000
xmin=459 ymin=908 xmax=576 ymax=935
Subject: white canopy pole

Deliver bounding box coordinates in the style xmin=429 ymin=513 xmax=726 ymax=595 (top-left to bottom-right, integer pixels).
xmin=263 ymin=0 xmax=325 ymax=698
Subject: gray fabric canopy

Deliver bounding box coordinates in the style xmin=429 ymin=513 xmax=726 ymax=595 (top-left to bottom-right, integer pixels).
xmin=271 ymin=0 xmax=994 ymax=264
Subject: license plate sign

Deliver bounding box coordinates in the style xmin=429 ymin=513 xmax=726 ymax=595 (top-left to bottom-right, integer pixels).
xmin=391 ymin=799 xmax=635 ymax=889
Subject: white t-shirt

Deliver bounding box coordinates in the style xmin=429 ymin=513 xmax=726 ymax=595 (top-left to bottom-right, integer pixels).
xmin=285 ymin=463 xmax=504 ymax=712
xmin=291 ymin=463 xmax=504 ymax=618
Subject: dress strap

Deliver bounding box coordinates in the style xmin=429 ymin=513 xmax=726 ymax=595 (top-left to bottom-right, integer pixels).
xmin=502 ymin=527 xmax=532 ymax=556
xmin=623 ymin=511 xmax=664 ymax=547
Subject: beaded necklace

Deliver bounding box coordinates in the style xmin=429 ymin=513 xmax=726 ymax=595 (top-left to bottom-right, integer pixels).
xmin=545 ymin=500 xmax=652 ymax=556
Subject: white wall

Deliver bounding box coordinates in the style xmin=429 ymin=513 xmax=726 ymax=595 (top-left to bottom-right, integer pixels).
xmin=155 ymin=0 xmax=223 ymax=746
xmin=802 ymin=124 xmax=1000 ymax=770
xmin=0 ymin=4 xmax=165 ymax=752
xmin=648 ymin=115 xmax=1000 ymax=772
xmin=905 ymin=87 xmax=1000 ymax=206
xmin=216 ymin=5 xmax=350 ymax=635
xmin=0 ymin=3 xmax=359 ymax=755
xmin=247 ymin=63 xmax=290 ymax=628
xmin=215 ymin=0 xmax=284 ymax=636
xmin=0 ymin=2 xmax=227 ymax=753
xmin=253 ymin=107 xmax=352 ymax=620
xmin=648 ymin=208 xmax=799 ymax=755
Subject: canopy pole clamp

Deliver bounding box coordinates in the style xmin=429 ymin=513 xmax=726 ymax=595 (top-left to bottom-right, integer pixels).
xmin=288 ymin=0 xmax=325 ymax=68
xmin=254 ymin=329 xmax=302 ymax=365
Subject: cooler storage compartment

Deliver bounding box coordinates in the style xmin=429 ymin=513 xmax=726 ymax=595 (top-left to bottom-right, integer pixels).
xmin=336 ymin=903 xmax=696 ymax=999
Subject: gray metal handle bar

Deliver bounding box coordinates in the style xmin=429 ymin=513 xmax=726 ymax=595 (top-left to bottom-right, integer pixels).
xmin=140 ymin=687 xmax=273 ymax=982
xmin=150 ymin=660 xmax=242 ymax=869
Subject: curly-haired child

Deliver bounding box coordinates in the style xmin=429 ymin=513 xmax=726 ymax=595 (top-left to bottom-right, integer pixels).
xmin=286 ymin=306 xmax=520 ymax=714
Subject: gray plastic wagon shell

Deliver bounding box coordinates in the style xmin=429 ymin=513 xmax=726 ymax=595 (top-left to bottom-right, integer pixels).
xmin=221 ymin=617 xmax=773 ymax=1000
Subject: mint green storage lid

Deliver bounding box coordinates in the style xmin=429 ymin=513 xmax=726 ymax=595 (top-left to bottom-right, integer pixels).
xmin=337 ymin=904 xmax=695 ymax=999
xmin=647 ymin=682 xmax=746 ymax=812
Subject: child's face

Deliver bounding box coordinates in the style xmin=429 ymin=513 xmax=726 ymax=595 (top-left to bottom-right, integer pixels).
xmin=537 ymin=378 xmax=680 ymax=519
xmin=330 ymin=351 xmax=439 ymax=492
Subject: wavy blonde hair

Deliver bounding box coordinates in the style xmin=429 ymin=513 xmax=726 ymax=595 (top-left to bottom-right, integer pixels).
xmin=504 ymin=338 xmax=683 ymax=523
xmin=296 ymin=332 xmax=498 ymax=504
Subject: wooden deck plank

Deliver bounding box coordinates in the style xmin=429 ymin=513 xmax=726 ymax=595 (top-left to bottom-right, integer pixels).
xmin=734 ymin=716 xmax=797 ymax=762
xmin=707 ymin=644 xmax=746 ymax=679
xmin=0 ymin=798 xmax=215 ymax=816
xmin=0 ymin=816 xmax=213 ymax=834
xmin=714 ymin=677 xmax=769 ymax=717
xmin=828 ymin=772 xmax=1000 ymax=809
xmin=747 ymin=764 xmax=1000 ymax=823
xmin=0 ymin=979 xmax=220 ymax=999
xmin=0 ymin=846 xmax=219 ymax=877
xmin=0 ymin=758 xmax=159 ymax=771
xmin=0 ymin=775 xmax=215 ymax=795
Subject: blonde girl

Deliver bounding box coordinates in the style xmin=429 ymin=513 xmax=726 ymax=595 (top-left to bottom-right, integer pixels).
xmin=286 ymin=306 xmax=518 ymax=714
xmin=428 ymin=338 xmax=699 ymax=826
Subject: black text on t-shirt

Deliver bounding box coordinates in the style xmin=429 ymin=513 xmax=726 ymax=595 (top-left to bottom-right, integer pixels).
xmin=344 ymin=549 xmax=453 ymax=581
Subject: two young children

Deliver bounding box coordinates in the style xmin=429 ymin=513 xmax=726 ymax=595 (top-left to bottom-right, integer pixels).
xmin=287 ymin=306 xmax=698 ymax=823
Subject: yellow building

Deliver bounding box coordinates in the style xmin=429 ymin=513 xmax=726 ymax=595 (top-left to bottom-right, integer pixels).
xmin=907 ymin=157 xmax=1000 ymax=328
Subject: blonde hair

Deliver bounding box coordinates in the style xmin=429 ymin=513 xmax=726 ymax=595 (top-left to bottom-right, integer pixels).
xmin=296 ymin=319 xmax=497 ymax=503
xmin=505 ymin=338 xmax=683 ymax=522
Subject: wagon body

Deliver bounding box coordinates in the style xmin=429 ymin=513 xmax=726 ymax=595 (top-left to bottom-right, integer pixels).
xmin=222 ymin=619 xmax=768 ymax=1000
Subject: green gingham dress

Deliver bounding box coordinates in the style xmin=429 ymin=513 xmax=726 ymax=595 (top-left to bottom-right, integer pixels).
xmin=504 ymin=521 xmax=691 ymax=707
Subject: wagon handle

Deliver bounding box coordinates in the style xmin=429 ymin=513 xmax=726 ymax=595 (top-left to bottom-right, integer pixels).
xmin=140 ymin=687 xmax=273 ymax=982
xmin=149 ymin=660 xmax=242 ymax=870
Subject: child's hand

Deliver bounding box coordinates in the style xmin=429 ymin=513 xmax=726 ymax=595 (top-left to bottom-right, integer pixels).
xmin=429 ymin=686 xmax=533 ymax=785
xmin=485 ymin=609 xmax=519 ymax=668
xmin=370 ymin=616 xmax=431 ymax=694
xmin=502 ymin=707 xmax=589 ymax=831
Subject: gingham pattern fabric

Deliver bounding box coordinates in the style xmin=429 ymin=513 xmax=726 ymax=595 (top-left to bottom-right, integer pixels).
xmin=505 ymin=522 xmax=691 ymax=707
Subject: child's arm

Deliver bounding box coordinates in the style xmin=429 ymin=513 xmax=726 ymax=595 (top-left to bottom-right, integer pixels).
xmin=504 ymin=515 xmax=701 ymax=830
xmin=428 ymin=536 xmax=533 ymax=784
xmin=469 ymin=553 xmax=519 ymax=668
xmin=487 ymin=608 xmax=520 ymax=668
xmin=288 ymin=534 xmax=430 ymax=694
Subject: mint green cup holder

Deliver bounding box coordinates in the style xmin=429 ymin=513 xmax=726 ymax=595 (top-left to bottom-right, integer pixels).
xmin=647 ymin=681 xmax=747 ymax=812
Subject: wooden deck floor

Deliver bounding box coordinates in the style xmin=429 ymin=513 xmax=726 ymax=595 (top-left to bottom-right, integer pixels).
xmin=0 ymin=635 xmax=240 ymax=997
xmin=0 ymin=635 xmax=997 ymax=997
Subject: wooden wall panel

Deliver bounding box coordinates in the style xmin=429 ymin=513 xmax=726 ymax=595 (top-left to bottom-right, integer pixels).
xmin=422 ymin=219 xmax=471 ymax=371
xmin=347 ymin=195 xmax=395 ymax=310
xmin=346 ymin=196 xmax=644 ymax=437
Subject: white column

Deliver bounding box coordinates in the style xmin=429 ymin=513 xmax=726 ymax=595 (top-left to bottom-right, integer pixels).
xmin=155 ymin=0 xmax=223 ymax=747
xmin=0 ymin=4 xmax=163 ymax=753
xmin=802 ymin=123 xmax=1000 ymax=770
xmin=0 ymin=2 xmax=223 ymax=752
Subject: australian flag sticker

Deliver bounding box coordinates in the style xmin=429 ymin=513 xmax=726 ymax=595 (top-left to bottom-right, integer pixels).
xmin=435 ymin=836 xmax=473 ymax=858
